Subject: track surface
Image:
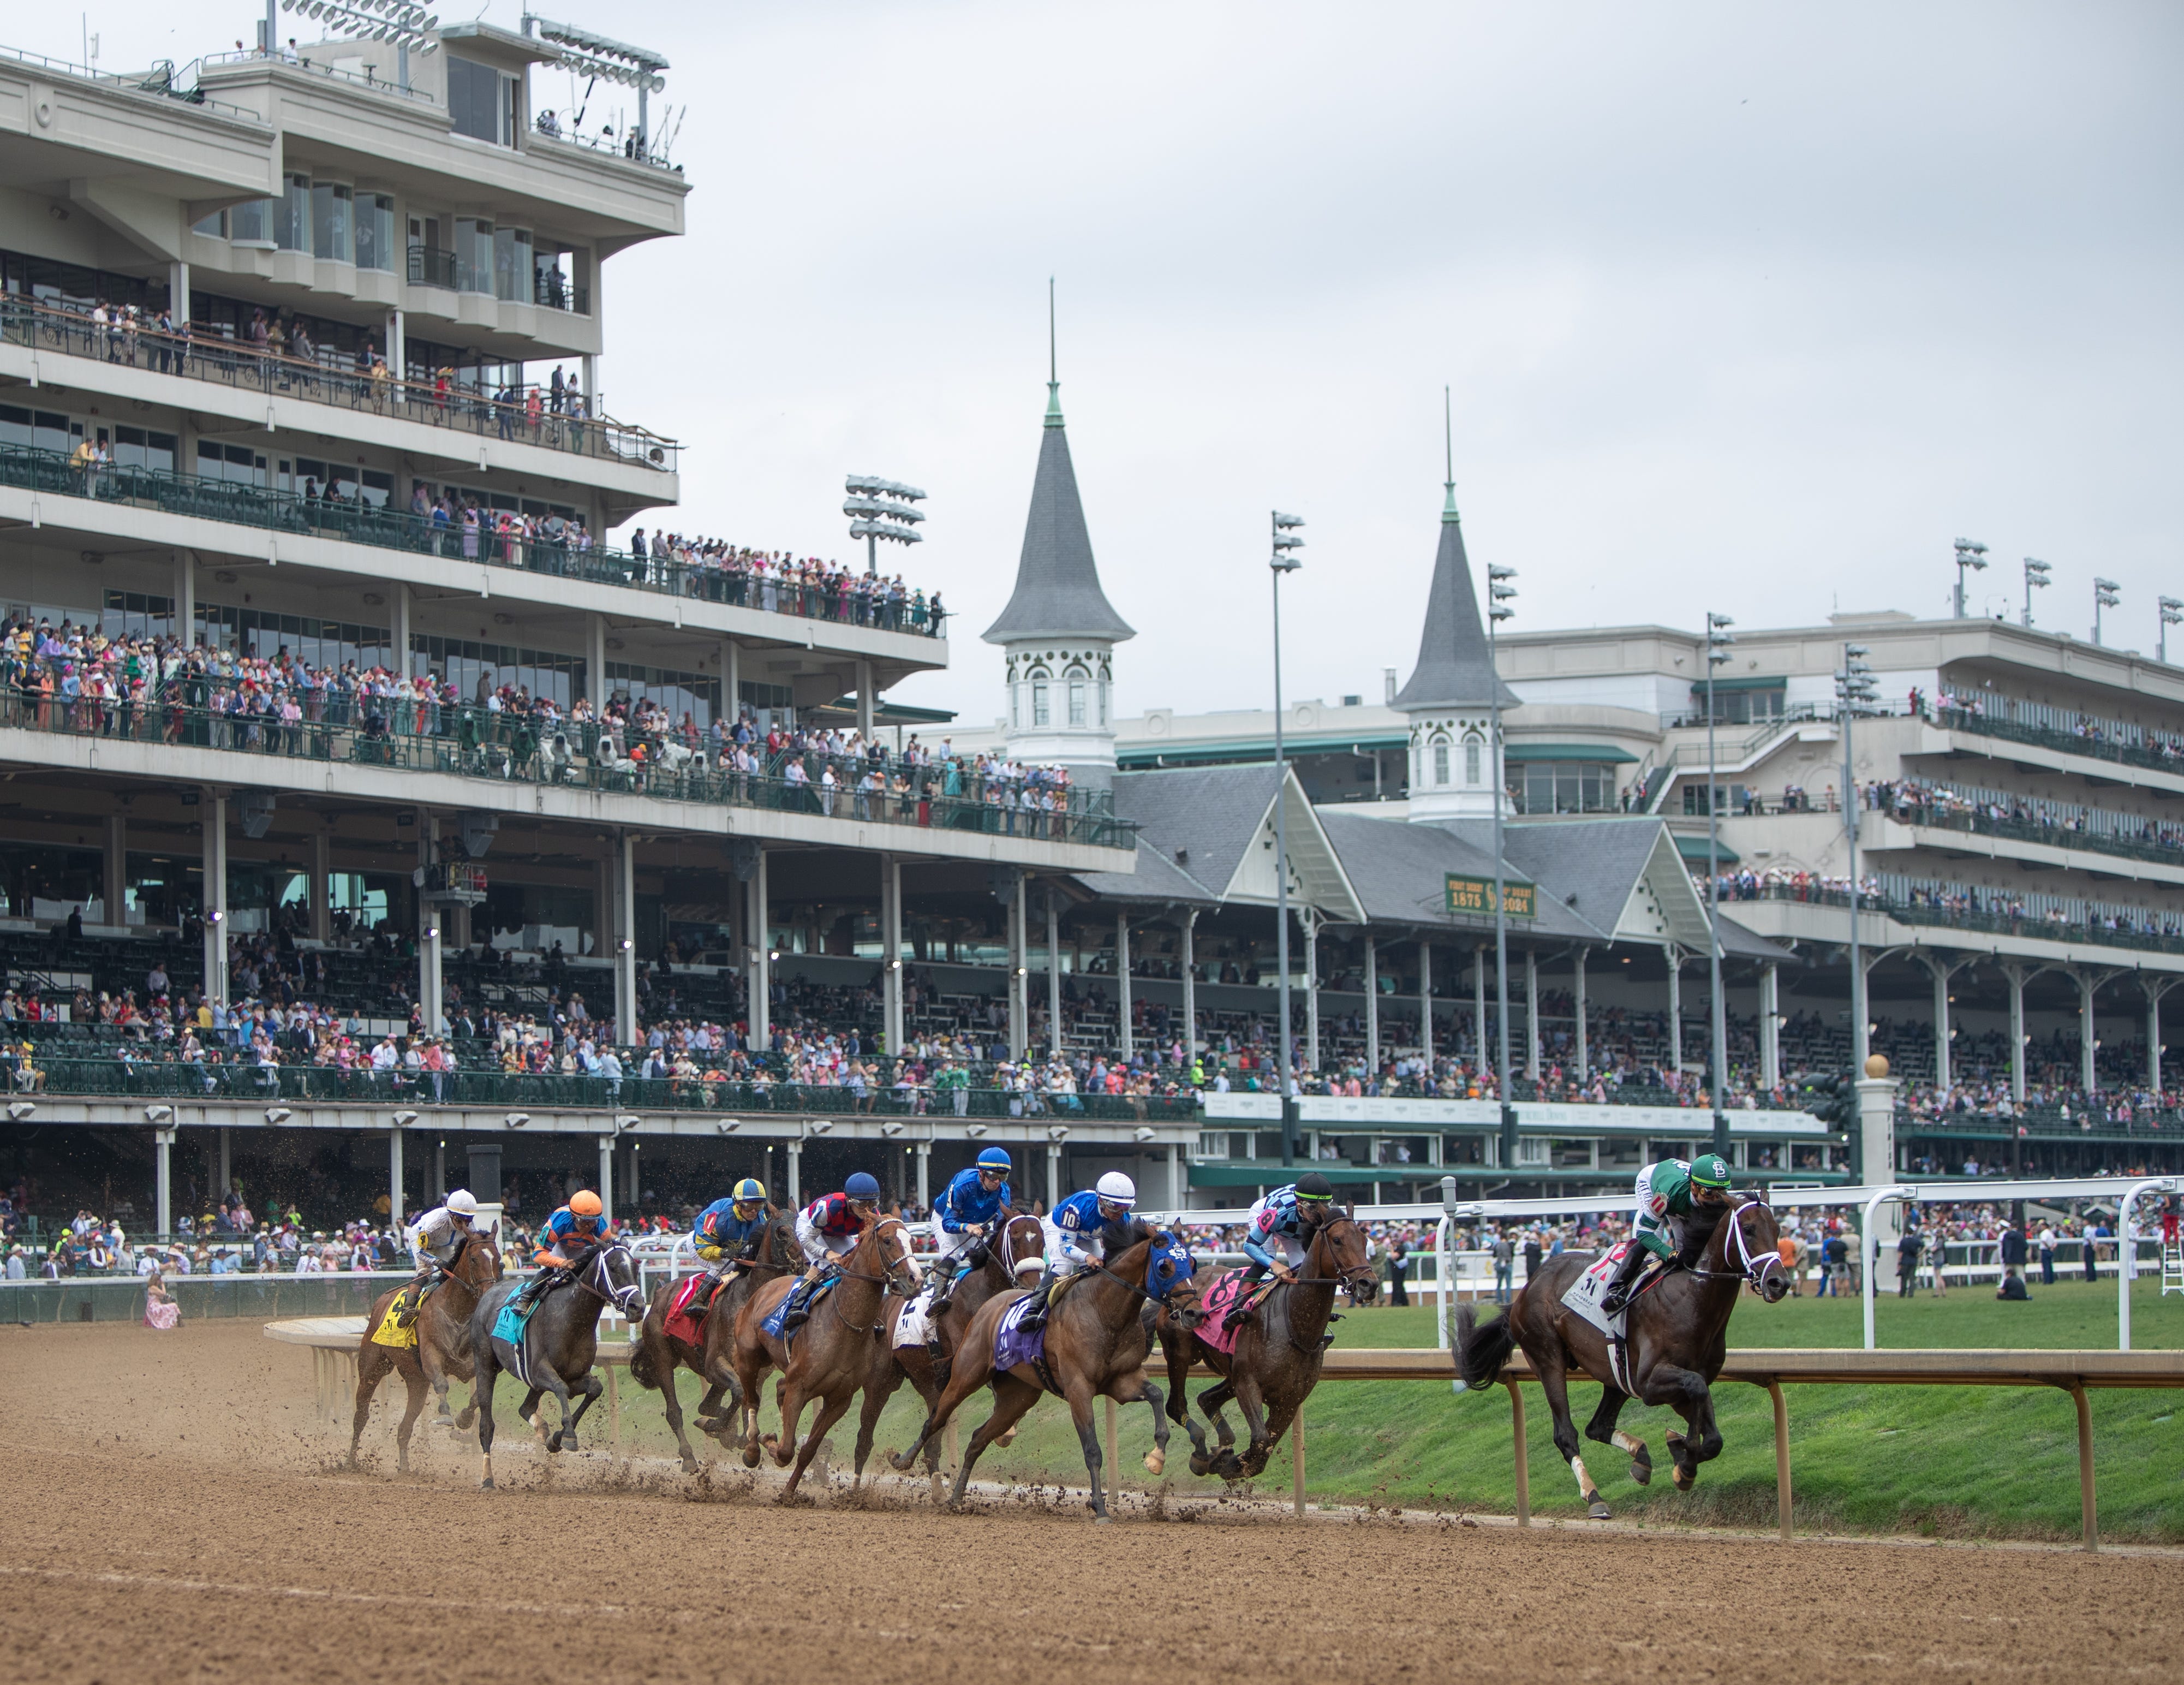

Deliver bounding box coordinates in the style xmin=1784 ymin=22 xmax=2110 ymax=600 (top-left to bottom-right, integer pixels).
xmin=0 ymin=1321 xmax=2171 ymax=1684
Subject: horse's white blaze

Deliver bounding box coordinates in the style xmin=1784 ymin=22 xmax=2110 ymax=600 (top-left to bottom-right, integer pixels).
xmin=1612 ymin=1430 xmax=1646 ymax=1457
xmin=1569 ymin=1454 xmax=1594 ymax=1496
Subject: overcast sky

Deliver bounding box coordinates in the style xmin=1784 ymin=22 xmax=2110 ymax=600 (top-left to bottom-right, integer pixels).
xmin=29 ymin=3 xmax=2184 ymax=722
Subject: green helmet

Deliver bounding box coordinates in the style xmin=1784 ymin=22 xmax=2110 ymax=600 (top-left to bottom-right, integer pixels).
xmin=1688 ymin=1153 xmax=1732 ymax=1190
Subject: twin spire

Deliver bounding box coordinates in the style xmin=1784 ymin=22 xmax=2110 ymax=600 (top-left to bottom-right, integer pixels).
xmin=1392 ymin=386 xmax=1517 ymax=711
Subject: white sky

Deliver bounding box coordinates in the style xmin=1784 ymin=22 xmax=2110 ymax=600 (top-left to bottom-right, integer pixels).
xmin=23 ymin=3 xmax=2184 ymax=723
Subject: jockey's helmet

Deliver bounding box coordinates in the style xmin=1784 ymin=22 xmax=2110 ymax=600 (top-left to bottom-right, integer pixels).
xmin=731 ymin=1177 xmax=766 ymax=1216
xmin=844 ymin=1171 xmax=882 ymax=1208
xmin=1688 ymin=1154 xmax=1733 ymax=1200
xmin=445 ymin=1189 xmax=479 ymax=1217
xmin=1095 ymin=1171 xmax=1137 ymax=1218
xmin=1295 ymin=1172 xmax=1336 ymax=1214
xmin=569 ymin=1189 xmax=604 ymax=1219
xmin=976 ymin=1146 xmax=1013 ymax=1176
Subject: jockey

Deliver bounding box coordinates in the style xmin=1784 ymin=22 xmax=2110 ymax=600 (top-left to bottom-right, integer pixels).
xmin=1018 ymin=1171 xmax=1137 ymax=1332
xmin=515 ymin=1189 xmax=606 ymax=1312
xmin=1240 ymin=1172 xmax=1337 ymax=1289
xmin=778 ymin=1171 xmax=881 ymax=1333
xmin=927 ymin=1147 xmax=1017 ymax=1314
xmin=689 ymin=1178 xmax=769 ymax=1308
xmin=1600 ymin=1153 xmax=1734 ymax=1314
xmin=394 ymin=1188 xmax=480 ymax=1320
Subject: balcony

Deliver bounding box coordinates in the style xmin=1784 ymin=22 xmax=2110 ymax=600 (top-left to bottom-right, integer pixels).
xmin=1938 ymin=701 xmax=2184 ymax=779
xmin=2 ymin=292 xmax=663 ymax=472
xmin=0 ymin=442 xmax=947 ymax=640
xmin=0 ymin=692 xmax=1133 ymax=850
xmin=1720 ymin=878 xmax=2184 ymax=960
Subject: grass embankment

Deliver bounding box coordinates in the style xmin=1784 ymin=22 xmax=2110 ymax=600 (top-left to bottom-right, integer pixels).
xmin=579 ymin=1278 xmax=2184 ymax=1542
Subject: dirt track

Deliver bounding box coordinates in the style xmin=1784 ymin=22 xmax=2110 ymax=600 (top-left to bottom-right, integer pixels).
xmin=0 ymin=1320 xmax=2174 ymax=1684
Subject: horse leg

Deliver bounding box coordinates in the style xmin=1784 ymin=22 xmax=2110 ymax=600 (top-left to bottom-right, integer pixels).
xmin=348 ymin=1347 xmax=389 ymax=1469
xmin=1583 ymin=1385 xmax=1650 ymax=1486
xmin=1635 ymin=1360 xmax=1712 ymax=1491
xmin=476 ymin=1360 xmax=500 ymax=1488
xmin=1230 ymin=1371 xmax=1275 ymax=1479
xmin=732 ymin=1348 xmax=769 ymax=1468
xmin=768 ymin=1372 xmax=807 ymax=1468
xmin=853 ymin=1365 xmax=905 ymax=1484
xmin=1063 ymin=1386 xmax=1111 ymax=1521
xmin=782 ymin=1386 xmax=855 ymax=1503
xmin=891 ymin=1340 xmax=996 ymax=1473
xmin=1197 ymin=1378 xmax=1243 ymax=1480
xmin=392 ymin=1364 xmax=431 ymax=1475
xmin=1537 ymin=1356 xmax=1612 ymax=1520
xmin=1134 ymin=1377 xmax=1172 ymax=1477
xmin=557 ymin=1373 xmax=604 ymax=1452
xmin=946 ymin=1374 xmax=1042 ymax=1510
xmin=535 ymin=1376 xmax=575 ymax=1453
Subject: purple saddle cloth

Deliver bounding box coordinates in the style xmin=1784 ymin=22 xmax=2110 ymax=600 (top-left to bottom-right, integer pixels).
xmin=991 ymin=1293 xmax=1049 ymax=1379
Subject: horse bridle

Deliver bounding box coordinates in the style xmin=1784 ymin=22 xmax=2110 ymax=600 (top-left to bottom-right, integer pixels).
xmin=1687 ymin=1200 xmax=1783 ymax=1293
xmin=566 ymin=1241 xmax=646 ymax=1316
xmin=820 ymin=1218 xmax=921 ymax=1335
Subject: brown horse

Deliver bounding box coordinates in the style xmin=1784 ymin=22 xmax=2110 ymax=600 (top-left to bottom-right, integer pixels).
xmin=731 ymin=1214 xmax=922 ymax=1500
xmin=627 ymin=1210 xmax=801 ymax=1473
xmin=1157 ymin=1210 xmax=1379 ymax=1481
xmin=348 ymin=1229 xmax=503 ymax=1472
xmin=1454 ymin=1198 xmax=1789 ymax=1517
xmin=889 ymin=1224 xmax=1200 ymax=1521
xmin=850 ymin=1211 xmax=1046 ymax=1485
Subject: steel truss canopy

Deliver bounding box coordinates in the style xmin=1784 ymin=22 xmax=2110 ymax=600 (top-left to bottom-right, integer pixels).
xmin=522 ymin=11 xmax=668 ymax=89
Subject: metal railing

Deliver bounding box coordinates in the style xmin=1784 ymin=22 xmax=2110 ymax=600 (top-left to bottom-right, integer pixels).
xmin=0 ymin=43 xmax=265 ymax=123
xmin=1939 ymin=703 xmax=2184 ymax=777
xmin=1721 ymin=879 xmax=2184 ymax=958
xmin=0 ymin=440 xmax=948 ymax=638
xmin=528 ymin=124 xmax=682 ymax=175
xmin=1882 ymin=800 xmax=2184 ymax=872
xmin=0 ymin=692 xmax=1129 ymax=846
xmin=1897 ymin=1104 xmax=2183 ymax=1140
xmin=2 ymin=293 xmax=658 ymax=469
xmin=193 ymin=46 xmax=437 ymax=105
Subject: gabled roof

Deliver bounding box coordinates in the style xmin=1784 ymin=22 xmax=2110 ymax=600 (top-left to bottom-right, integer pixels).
xmin=1066 ymin=835 xmax=1222 ymax=907
xmin=981 ymin=388 xmax=1135 ymax=645
xmin=1502 ymin=818 xmax=1753 ymax=954
xmin=1390 ymin=510 xmax=1518 ymax=711
xmin=1104 ymin=765 xmax=1364 ymax=922
xmin=1317 ymin=809 xmax=1604 ymax=942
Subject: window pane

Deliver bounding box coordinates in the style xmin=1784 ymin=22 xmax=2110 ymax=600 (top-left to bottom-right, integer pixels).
xmin=276 ymin=174 xmax=311 ymax=253
xmin=230 ymin=198 xmax=270 ymax=243
xmin=447 ymin=57 xmax=503 ymax=144
xmin=312 ymin=182 xmax=351 ymax=264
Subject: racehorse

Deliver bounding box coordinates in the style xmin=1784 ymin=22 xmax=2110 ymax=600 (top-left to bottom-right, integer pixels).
xmin=1156 ymin=1207 xmax=1379 ymax=1480
xmin=627 ymin=1210 xmax=801 ymax=1473
xmin=850 ymin=1211 xmax=1046 ymax=1485
xmin=730 ymin=1214 xmax=923 ymax=1501
xmin=348 ymin=1228 xmax=503 ymax=1472
xmin=891 ymin=1224 xmax=1200 ymax=1521
xmin=1453 ymin=1196 xmax=1789 ymax=1517
xmin=469 ymin=1239 xmax=646 ymax=1488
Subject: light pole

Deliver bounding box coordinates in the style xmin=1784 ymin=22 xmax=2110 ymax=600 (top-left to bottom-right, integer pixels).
xmin=2162 ymin=598 xmax=2183 ymax=665
xmin=1487 ymin=559 xmax=1518 ymax=1172
xmin=1952 ymin=538 xmax=1988 ymax=619
xmin=2022 ymin=558 xmax=2050 ymax=627
xmin=1837 ymin=643 xmax=1877 ymax=1073
xmin=1270 ymin=510 xmax=1305 ymax=1164
xmin=844 ymin=475 xmax=926 ymax=576
xmin=2093 ymin=577 xmax=2120 ymax=646
xmin=1705 ymin=611 xmax=1734 ymax=1158
xmin=279 ymin=0 xmax=439 ymax=90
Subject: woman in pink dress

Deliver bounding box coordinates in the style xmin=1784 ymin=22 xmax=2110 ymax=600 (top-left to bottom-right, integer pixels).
xmin=143 ymin=1267 xmax=180 ymax=1331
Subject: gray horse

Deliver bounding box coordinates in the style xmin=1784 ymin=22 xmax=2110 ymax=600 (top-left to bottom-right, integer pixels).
xmin=469 ymin=1240 xmax=645 ymax=1488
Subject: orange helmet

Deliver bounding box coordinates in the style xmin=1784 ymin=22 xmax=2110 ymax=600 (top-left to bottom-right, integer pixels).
xmin=569 ymin=1190 xmax=604 ymax=1218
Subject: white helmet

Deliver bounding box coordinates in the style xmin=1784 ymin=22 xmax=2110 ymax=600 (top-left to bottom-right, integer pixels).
xmin=1095 ymin=1171 xmax=1137 ymax=1208
xmin=445 ymin=1189 xmax=479 ymax=1217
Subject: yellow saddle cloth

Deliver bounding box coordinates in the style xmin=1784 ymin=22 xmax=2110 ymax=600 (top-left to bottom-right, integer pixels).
xmin=370 ymin=1301 xmax=420 ymax=1349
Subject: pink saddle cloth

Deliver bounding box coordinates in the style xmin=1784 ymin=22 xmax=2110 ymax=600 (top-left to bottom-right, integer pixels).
xmin=1196 ymin=1270 xmax=1250 ymax=1357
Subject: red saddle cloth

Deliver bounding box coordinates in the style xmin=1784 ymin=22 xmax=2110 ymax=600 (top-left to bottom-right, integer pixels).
xmin=664 ymin=1273 xmax=709 ymax=1345
xmin=1196 ymin=1269 xmax=1250 ymax=1357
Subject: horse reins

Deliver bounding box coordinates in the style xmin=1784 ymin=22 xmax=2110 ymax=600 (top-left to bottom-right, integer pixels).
xmin=1685 ymin=1201 xmax=1783 ymax=1291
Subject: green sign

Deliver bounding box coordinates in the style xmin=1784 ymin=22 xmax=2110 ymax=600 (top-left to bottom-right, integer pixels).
xmin=1445 ymin=874 xmax=1536 ymax=918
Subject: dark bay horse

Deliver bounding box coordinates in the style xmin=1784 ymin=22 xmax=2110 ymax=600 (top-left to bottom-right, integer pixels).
xmin=1453 ymin=1198 xmax=1788 ymax=1517
xmin=890 ymin=1224 xmax=1200 ymax=1521
xmin=850 ymin=1211 xmax=1046 ymax=1486
xmin=469 ymin=1239 xmax=645 ymax=1488
xmin=628 ymin=1210 xmax=801 ymax=1473
xmin=730 ymin=1214 xmax=922 ymax=1500
xmin=349 ymin=1229 xmax=503 ymax=1472
xmin=1157 ymin=1210 xmax=1379 ymax=1481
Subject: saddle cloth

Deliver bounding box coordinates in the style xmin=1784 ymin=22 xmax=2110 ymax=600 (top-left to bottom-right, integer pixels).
xmin=1196 ymin=1269 xmax=1250 ymax=1358
xmin=760 ymin=1276 xmax=834 ymax=1343
xmin=369 ymin=1300 xmax=419 ymax=1350
xmin=894 ymin=1287 xmax=938 ymax=1354
xmin=663 ymin=1273 xmax=710 ymax=1347
xmin=491 ymin=1287 xmax=545 ymax=1387
xmin=1561 ymin=1245 xmax=1657 ymax=1394
xmin=990 ymin=1295 xmax=1060 ymax=1394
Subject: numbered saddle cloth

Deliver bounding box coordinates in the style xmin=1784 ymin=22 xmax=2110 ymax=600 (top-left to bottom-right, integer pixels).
xmin=491 ymin=1288 xmax=546 ymax=1388
xmin=893 ymin=1285 xmax=939 ymax=1354
xmin=1560 ymin=1246 xmax=1646 ymax=1393
xmin=369 ymin=1300 xmax=419 ymax=1350
xmin=1195 ymin=1269 xmax=1251 ymax=1357
xmin=760 ymin=1276 xmax=833 ymax=1344
xmin=663 ymin=1273 xmax=710 ymax=1346
xmin=990 ymin=1295 xmax=1061 ymax=1395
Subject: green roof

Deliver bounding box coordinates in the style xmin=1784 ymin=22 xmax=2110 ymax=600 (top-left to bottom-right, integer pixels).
xmin=820 ymin=696 xmax=958 ymax=725
xmin=1688 ymin=675 xmax=1787 ymax=693
xmin=1504 ymin=743 xmax=1639 ymax=764
xmin=1672 ymin=832 xmax=1741 ymax=866
xmin=1118 ymin=732 xmax=1406 ymax=768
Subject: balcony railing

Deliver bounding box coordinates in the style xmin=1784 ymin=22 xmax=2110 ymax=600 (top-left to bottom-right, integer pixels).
xmin=0 ymin=692 xmax=1133 ymax=849
xmin=405 ymin=242 xmax=462 ymax=291
xmin=1881 ymin=800 xmax=2184 ymax=873
xmin=0 ymin=442 xmax=947 ymax=639
xmin=1896 ymin=1104 xmax=2182 ymax=1141
xmin=1937 ymin=703 xmax=2184 ymax=777
xmin=1721 ymin=879 xmax=2184 ymax=958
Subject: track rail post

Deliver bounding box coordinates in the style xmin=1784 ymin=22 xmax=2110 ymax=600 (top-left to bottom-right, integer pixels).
xmin=1292 ymin=1410 xmax=1306 ymax=1519
xmin=608 ymin=1367 xmax=622 ymax=1454
xmin=1505 ymin=1378 xmax=1530 ymax=1526
xmin=2069 ymin=1383 xmax=2097 ymax=1552
xmin=1105 ymin=1396 xmax=1119 ymax=1501
xmin=1767 ymin=1380 xmax=1791 ymax=1541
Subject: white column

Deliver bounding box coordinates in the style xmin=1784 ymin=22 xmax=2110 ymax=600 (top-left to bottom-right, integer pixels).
xmin=720 ymin=638 xmax=741 ymax=717
xmin=103 ymin=814 xmax=126 ymax=927
xmin=1574 ymin=946 xmax=1590 ymax=1079
xmin=1049 ymin=892 xmax=1066 ymax=1059
xmin=1116 ymin=910 xmax=1132 ymax=1062
xmin=2007 ymin=963 xmax=2028 ymax=1106
xmin=1858 ymin=1074 xmax=1901 ymax=1237
xmin=855 ymin=658 xmax=875 ymax=741
xmin=1666 ymin=945 xmax=1684 ymax=1070
xmin=154 ymin=1127 xmax=175 ymax=1237
xmin=1418 ymin=939 xmax=1433 ymax=1063
xmin=1303 ymin=911 xmax=1320 ymax=1075
xmin=418 ymin=815 xmax=442 ymax=1034
xmin=915 ymin=1141 xmax=930 ymax=1211
xmin=309 ymin=830 xmax=331 ymax=942
xmin=1472 ymin=946 xmax=1486 ymax=1069
xmin=1759 ymin=961 xmax=1779 ymax=1092
xmin=785 ymin=1140 xmax=801 ymax=1207
xmin=390 ymin=583 xmax=413 ymax=677
xmin=1525 ymin=945 xmax=1540 ymax=1080
xmin=881 ymin=856 xmax=904 ymax=1056
xmin=749 ymin=849 xmax=771 ymax=1051
xmin=587 ymin=612 xmax=608 ymax=707
xmin=385 ymin=306 xmax=404 ymax=398
xmin=1009 ymin=877 xmax=1029 ymax=1058
xmin=1047 ymin=1141 xmax=1063 ymax=1211
xmin=2079 ymin=970 xmax=2098 ymax=1095
xmin=598 ymin=1135 xmax=615 ymax=1225
xmin=1363 ymin=936 xmax=1379 ymax=1071
xmin=1167 ymin=1141 xmax=1182 ymax=1212
xmin=433 ymin=1136 xmax=445 ymax=1201
xmin=615 ymin=831 xmax=638 ymax=1042
xmin=218 ymin=1127 xmax=231 ymax=1204
xmin=1929 ymin=957 xmax=1954 ymax=1093
xmin=202 ymin=791 xmax=228 ymax=1011
xmin=2149 ymin=982 xmax=2171 ymax=1097
xmin=390 ymin=1128 xmax=406 ymax=1228
xmin=173 ymin=550 xmax=196 ymax=644
xmin=169 ymin=260 xmax=190 ymax=323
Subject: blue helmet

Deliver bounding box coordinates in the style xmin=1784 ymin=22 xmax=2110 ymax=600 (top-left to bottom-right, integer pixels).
xmin=731 ymin=1178 xmax=766 ymax=1207
xmin=844 ymin=1171 xmax=882 ymax=1202
xmin=975 ymin=1147 xmax=1013 ymax=1173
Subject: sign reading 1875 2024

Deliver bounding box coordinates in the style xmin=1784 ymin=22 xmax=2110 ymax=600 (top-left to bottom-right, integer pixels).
xmin=1444 ymin=874 xmax=1536 ymax=918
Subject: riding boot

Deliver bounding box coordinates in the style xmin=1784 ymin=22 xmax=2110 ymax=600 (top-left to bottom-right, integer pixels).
xmin=1600 ymin=1244 xmax=1651 ymax=1315
xmin=929 ymin=1261 xmax=970 ymax=1318
xmin=1016 ymin=1270 xmax=1055 ymax=1330
xmin=779 ymin=1276 xmax=819 ymax=1333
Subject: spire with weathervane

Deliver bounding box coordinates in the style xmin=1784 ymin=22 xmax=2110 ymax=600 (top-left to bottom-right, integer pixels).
xmin=1395 ymin=392 xmax=1519 ymax=826
xmin=983 ymin=282 xmax=1135 ymax=788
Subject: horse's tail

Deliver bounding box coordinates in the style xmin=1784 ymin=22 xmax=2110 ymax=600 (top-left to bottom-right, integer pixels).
xmin=628 ymin=1325 xmax=660 ymax=1389
xmin=1452 ymin=1301 xmax=1516 ymax=1391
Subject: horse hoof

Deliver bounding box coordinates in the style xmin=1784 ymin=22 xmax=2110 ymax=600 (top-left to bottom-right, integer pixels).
xmin=1629 ymin=1458 xmax=1652 ymax=1486
xmin=480 ymin=1477 xmax=496 ymax=1490
xmin=1188 ymin=1453 xmax=1214 ymax=1478
xmin=1588 ymin=1498 xmax=1613 ymax=1520
xmin=1144 ymin=1448 xmax=1165 ymax=1476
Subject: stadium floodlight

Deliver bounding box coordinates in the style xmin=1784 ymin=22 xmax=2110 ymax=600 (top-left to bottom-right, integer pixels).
xmin=522 ymin=13 xmax=669 ymax=151
xmin=264 ymin=1106 xmax=291 ymax=1126
xmin=2021 ymin=557 xmax=2050 ymax=627
xmin=2161 ymin=597 xmax=2183 ymax=664
xmin=392 ymin=1109 xmax=419 ymax=1126
xmin=278 ymin=0 xmax=439 ymax=59
xmin=1132 ymin=1126 xmax=1156 ymax=1144
xmin=2093 ymin=577 xmax=2121 ymax=646
xmin=504 ymin=1111 xmax=530 ymax=1129
xmin=964 ymin=1123 xmax=988 ymax=1139
xmin=1268 ymin=505 xmax=1305 ymax=1162
xmin=7 ymin=1101 xmax=35 ymax=1122
xmin=1952 ymin=538 xmax=1989 ymax=619
xmin=714 ymin=1120 xmax=741 ymax=1135
xmin=845 ymin=476 xmax=929 ymax=574
xmin=144 ymin=1104 xmax=173 ymax=1124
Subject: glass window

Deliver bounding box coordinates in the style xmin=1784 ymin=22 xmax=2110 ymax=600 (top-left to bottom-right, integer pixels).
xmin=111 ymin=426 xmax=177 ymax=473
xmin=1433 ymin=739 xmax=1451 ymax=784
xmin=275 ymin=174 xmax=312 ymax=253
xmin=492 ymin=227 xmax=532 ymax=302
xmin=1067 ymin=670 xmax=1086 ymax=726
xmin=311 ymin=182 xmax=352 ymax=264
xmin=1463 ymin=738 xmax=1479 ymax=784
xmin=1031 ymin=672 xmax=1050 ymax=728
xmin=604 ymin=662 xmax=721 ymax=729
xmin=229 ymin=198 xmax=270 ymax=245
xmin=446 ymin=57 xmax=508 ymax=145
xmin=1520 ymin=760 xmax=1616 ymax=815
xmin=192 ymin=210 xmax=225 ymax=239
xmin=355 ymin=194 xmax=395 ymax=272
xmin=453 ymin=218 xmax=493 ymax=294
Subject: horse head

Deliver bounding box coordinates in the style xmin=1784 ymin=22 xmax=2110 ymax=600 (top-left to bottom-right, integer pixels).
xmin=1142 ymin=1225 xmax=1204 ymax=1327
xmin=452 ymin=1228 xmax=504 ymax=1288
xmin=997 ymin=1212 xmax=1047 ymax=1285
xmin=1314 ymin=1208 xmax=1382 ymax=1306
xmin=1717 ymin=1198 xmax=1791 ymax=1303
xmin=861 ymin=1215 xmax=924 ymax=1296
xmin=587 ymin=1240 xmax=647 ymax=1318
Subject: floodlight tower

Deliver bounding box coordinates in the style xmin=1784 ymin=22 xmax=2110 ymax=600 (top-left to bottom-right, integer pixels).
xmin=2161 ymin=597 xmax=2183 ymax=665
xmin=1705 ymin=611 xmax=1734 ymax=1157
xmin=1952 ymin=538 xmax=1988 ymax=619
xmin=277 ymin=0 xmax=439 ymax=88
xmin=1270 ymin=510 xmax=1304 ymax=1163
xmin=844 ymin=476 xmax=927 ymax=576
xmin=2022 ymin=558 xmax=2050 ymax=627
xmin=2094 ymin=577 xmax=2121 ymax=646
